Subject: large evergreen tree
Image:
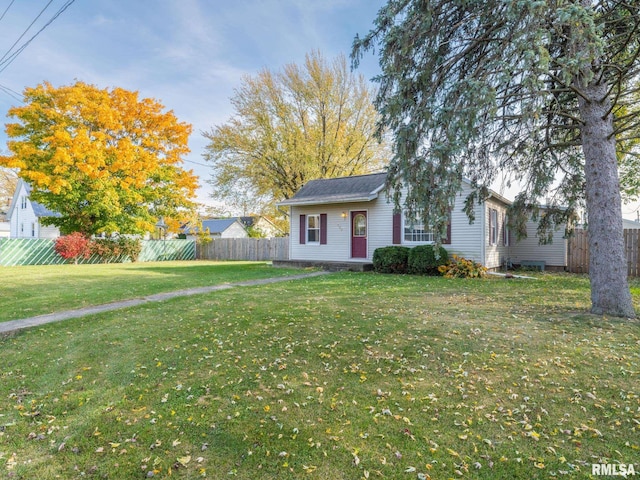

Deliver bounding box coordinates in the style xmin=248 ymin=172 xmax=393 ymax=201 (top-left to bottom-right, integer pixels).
xmin=353 ymin=0 xmax=639 ymax=318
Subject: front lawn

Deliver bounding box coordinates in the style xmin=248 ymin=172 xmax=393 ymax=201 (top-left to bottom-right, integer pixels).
xmin=0 ymin=272 xmax=638 ymax=479
xmin=0 ymin=261 xmax=303 ymax=322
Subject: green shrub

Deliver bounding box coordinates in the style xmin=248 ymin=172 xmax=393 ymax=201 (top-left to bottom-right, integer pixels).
xmin=372 ymin=246 xmax=410 ymax=273
xmin=438 ymin=254 xmax=487 ymax=278
xmin=407 ymin=245 xmax=449 ymax=275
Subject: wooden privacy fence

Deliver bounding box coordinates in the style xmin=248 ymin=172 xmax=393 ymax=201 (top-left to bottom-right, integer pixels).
xmin=568 ymin=228 xmax=640 ymax=277
xmin=197 ymin=237 xmax=289 ymax=261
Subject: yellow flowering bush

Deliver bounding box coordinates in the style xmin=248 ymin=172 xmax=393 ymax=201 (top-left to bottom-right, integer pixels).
xmin=438 ymin=254 xmax=487 ymax=278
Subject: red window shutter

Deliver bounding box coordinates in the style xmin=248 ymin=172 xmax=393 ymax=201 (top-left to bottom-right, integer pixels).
xmin=320 ymin=214 xmax=327 ymax=245
xmin=443 ymin=214 xmax=452 ymax=245
xmin=299 ymin=214 xmax=306 ymax=245
xmin=392 ymin=212 xmax=402 ymax=244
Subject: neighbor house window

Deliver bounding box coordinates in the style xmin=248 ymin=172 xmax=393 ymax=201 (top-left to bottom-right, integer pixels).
xmin=31 ymin=223 xmax=36 ymax=237
xmin=489 ymin=208 xmax=498 ymax=245
xmin=404 ymin=213 xmax=434 ymax=243
xmin=307 ymin=214 xmax=320 ymax=243
xmin=20 ymin=195 xmax=27 ymax=209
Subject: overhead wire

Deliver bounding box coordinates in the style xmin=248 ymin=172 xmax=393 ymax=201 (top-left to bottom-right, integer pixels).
xmin=0 ymin=0 xmax=78 ymax=75
xmin=0 ymin=0 xmax=55 ymax=66
xmin=0 ymin=83 xmax=23 ymax=102
xmin=0 ymin=0 xmax=16 ymax=23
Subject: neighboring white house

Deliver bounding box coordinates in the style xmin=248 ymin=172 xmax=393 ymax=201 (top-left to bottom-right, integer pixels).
xmin=238 ymin=216 xmax=284 ymax=237
xmin=7 ymin=179 xmax=60 ymax=239
xmin=277 ymin=172 xmax=568 ymax=270
xmin=183 ymin=218 xmax=249 ymax=239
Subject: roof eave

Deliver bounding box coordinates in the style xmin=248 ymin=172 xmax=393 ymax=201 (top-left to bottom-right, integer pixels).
xmin=277 ymin=193 xmax=379 ymax=207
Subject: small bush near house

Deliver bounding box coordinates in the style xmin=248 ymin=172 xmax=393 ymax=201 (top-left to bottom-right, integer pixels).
xmin=54 ymin=232 xmax=91 ymax=264
xmin=438 ymin=254 xmax=487 ymax=278
xmin=372 ymin=246 xmax=411 ymax=273
xmin=408 ymin=245 xmax=449 ymax=275
xmin=90 ymin=237 xmax=142 ymax=262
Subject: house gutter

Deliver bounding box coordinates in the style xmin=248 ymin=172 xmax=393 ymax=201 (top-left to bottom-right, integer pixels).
xmin=276 ymin=194 xmax=379 ymax=207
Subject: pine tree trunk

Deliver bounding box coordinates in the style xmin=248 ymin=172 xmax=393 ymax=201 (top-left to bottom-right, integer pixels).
xmin=579 ymin=82 xmax=636 ymax=318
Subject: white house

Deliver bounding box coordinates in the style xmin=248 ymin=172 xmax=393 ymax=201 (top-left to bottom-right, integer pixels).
xmin=277 ymin=172 xmax=568 ymax=270
xmin=238 ymin=216 xmax=285 ymax=238
xmin=183 ymin=218 xmax=249 ymax=239
xmin=7 ymin=179 xmax=60 ymax=239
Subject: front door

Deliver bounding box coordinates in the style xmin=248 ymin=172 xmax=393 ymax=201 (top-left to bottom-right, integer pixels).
xmin=351 ymin=211 xmax=367 ymax=258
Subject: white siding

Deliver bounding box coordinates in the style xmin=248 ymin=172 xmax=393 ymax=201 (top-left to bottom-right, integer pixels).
xmin=510 ymin=214 xmax=567 ymax=267
xmin=444 ymin=185 xmax=484 ymax=264
xmin=289 ymin=184 xmax=488 ymax=264
xmin=287 ymin=181 xmax=568 ymax=268
xmin=483 ymin=197 xmax=510 ymax=269
xmin=38 ymin=224 xmax=60 ymax=239
xmin=9 ymin=182 xmax=60 ymax=239
xmin=290 ymin=201 xmax=390 ymax=261
xmin=10 ymin=184 xmax=38 ymax=238
xmin=220 ymin=222 xmax=249 ymax=239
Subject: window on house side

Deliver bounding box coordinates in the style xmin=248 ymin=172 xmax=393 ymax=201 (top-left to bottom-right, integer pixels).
xmin=21 ymin=196 xmax=27 ymax=209
xmin=307 ymin=214 xmax=320 ymax=243
xmin=31 ymin=223 xmax=36 ymax=237
xmin=490 ymin=208 xmax=498 ymax=245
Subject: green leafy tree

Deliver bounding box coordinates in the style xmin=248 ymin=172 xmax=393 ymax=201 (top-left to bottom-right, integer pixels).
xmin=2 ymin=81 xmax=198 ymax=236
xmin=353 ymin=0 xmax=639 ymax=318
xmin=203 ymin=50 xmax=388 ymax=214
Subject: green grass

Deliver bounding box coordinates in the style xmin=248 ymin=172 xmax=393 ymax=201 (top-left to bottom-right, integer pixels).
xmin=0 ymin=271 xmax=639 ymax=479
xmin=0 ymin=261 xmax=303 ymax=322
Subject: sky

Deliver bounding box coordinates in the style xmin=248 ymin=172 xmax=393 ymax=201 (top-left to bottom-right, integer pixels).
xmin=0 ymin=0 xmax=386 ymax=209
xmin=0 ymin=0 xmax=638 ymax=221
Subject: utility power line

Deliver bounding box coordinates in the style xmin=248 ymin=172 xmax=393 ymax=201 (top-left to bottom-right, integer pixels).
xmin=0 ymin=0 xmax=78 ymax=102
xmin=0 ymin=0 xmax=77 ymax=75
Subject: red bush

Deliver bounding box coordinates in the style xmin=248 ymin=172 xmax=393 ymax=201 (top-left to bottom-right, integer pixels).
xmin=54 ymin=233 xmax=91 ymax=264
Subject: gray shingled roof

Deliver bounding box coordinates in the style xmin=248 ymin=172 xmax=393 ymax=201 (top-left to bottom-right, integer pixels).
xmin=184 ymin=218 xmax=242 ymax=235
xmin=277 ymin=172 xmax=387 ymax=206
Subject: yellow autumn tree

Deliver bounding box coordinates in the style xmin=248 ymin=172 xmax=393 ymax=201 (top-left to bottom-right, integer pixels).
xmin=2 ymin=81 xmax=198 ymax=235
xmin=203 ymin=51 xmax=388 ymax=215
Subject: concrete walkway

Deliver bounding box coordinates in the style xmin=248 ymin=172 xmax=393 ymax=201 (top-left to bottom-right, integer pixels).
xmin=0 ymin=271 xmax=330 ymax=335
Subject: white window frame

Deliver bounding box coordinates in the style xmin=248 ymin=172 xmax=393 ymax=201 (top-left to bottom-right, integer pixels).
xmin=31 ymin=222 xmax=36 ymax=237
xmin=20 ymin=195 xmax=27 ymax=209
xmin=307 ymin=214 xmax=320 ymax=244
xmin=403 ymin=212 xmax=434 ymax=243
xmin=489 ymin=208 xmax=498 ymax=246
